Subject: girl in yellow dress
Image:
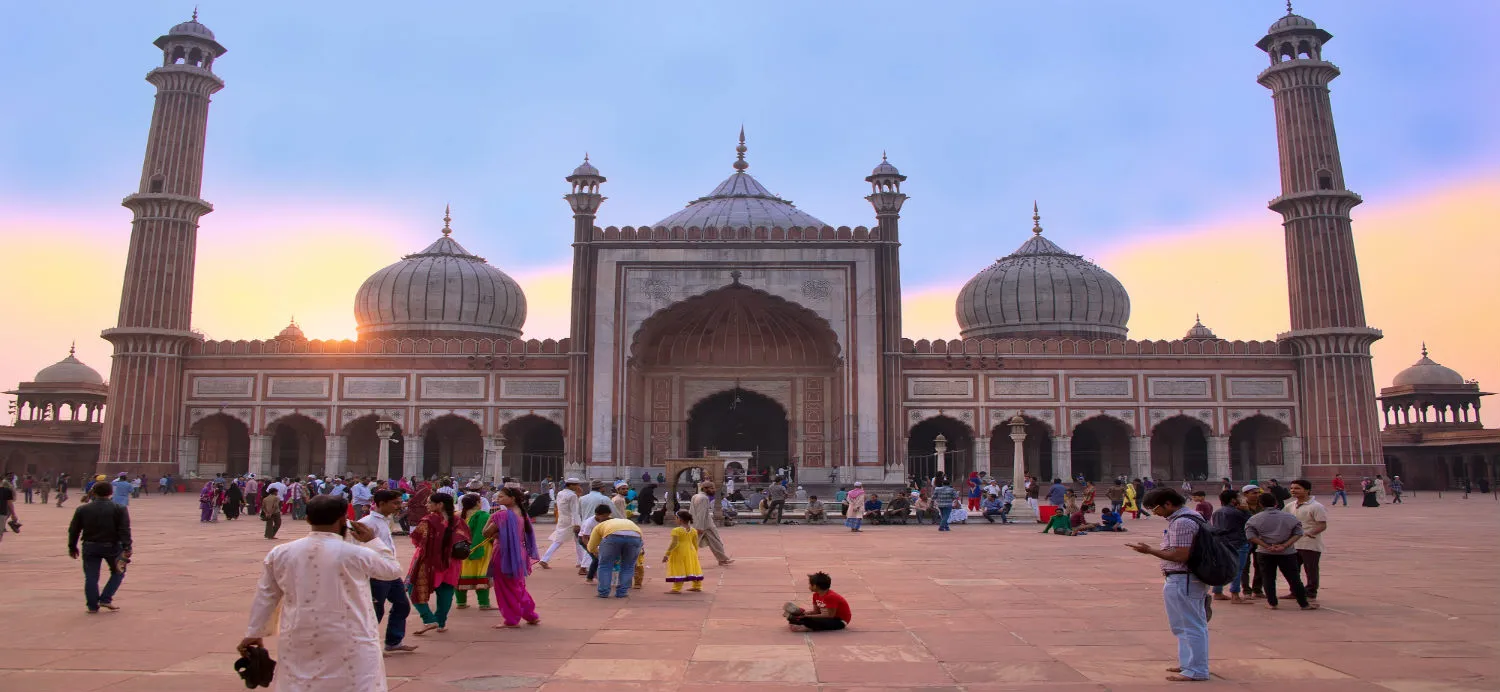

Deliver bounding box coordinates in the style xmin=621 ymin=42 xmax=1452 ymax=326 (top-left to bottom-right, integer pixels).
xmin=662 ymin=509 xmax=704 ymax=593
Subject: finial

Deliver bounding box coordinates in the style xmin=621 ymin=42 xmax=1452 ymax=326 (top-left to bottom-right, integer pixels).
xmin=730 ymin=269 xmax=743 ymax=285
xmin=442 ymin=204 xmax=452 ymax=236
xmin=1421 ymin=341 xmax=1428 ymax=358
xmin=1286 ymin=0 xmax=1293 ymax=15
xmin=583 ymin=152 xmax=589 ymax=163
xmin=69 ymin=341 xmax=76 ymax=357
xmin=882 ymin=150 xmax=888 ymax=162
xmin=1031 ymin=201 xmax=1043 ymax=235
xmin=733 ymin=126 xmax=749 ymax=172
xmin=193 ymin=5 xmax=199 ymax=21
xmin=1195 ymin=313 xmax=1202 ymax=324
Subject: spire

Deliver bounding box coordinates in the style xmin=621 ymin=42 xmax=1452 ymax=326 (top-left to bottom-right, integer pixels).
xmin=1286 ymin=0 xmax=1293 ymax=14
xmin=192 ymin=5 xmax=199 ymax=21
xmin=733 ymin=126 xmax=748 ymax=172
xmin=1421 ymin=341 xmax=1428 ymax=358
xmin=70 ymin=341 xmax=76 ymax=357
xmin=442 ymin=204 xmax=452 ymax=236
xmin=1032 ymin=201 xmax=1044 ymax=235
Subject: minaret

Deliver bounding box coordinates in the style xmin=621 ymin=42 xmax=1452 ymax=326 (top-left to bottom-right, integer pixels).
xmin=98 ymin=13 xmax=226 ymax=476
xmin=564 ymin=154 xmax=605 ymax=476
xmin=866 ymin=153 xmax=907 ymax=477
xmin=1257 ymin=7 xmax=1383 ymax=483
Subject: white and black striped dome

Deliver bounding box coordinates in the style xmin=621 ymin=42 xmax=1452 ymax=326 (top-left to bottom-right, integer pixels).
xmin=354 ymin=210 xmax=526 ymax=339
xmin=956 ymin=208 xmax=1130 ymax=340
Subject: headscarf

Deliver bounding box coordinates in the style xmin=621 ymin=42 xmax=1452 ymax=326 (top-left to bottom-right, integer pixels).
xmin=416 ymin=510 xmax=453 ymax=572
xmin=489 ymin=506 xmax=538 ymax=579
xmin=847 ymin=486 xmax=866 ymax=504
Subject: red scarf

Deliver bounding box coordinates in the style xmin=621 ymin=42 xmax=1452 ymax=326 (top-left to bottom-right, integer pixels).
xmin=416 ymin=512 xmax=452 ymax=572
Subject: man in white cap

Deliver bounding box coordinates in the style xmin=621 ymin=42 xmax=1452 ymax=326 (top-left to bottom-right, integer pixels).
xmin=539 ymin=478 xmax=584 ymax=572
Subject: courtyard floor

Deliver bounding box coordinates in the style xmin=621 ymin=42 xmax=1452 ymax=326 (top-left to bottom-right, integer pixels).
xmin=0 ymin=492 xmax=1496 ymax=691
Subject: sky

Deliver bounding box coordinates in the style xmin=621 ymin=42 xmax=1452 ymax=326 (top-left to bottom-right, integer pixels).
xmin=1 ymin=1 xmax=1497 ymax=414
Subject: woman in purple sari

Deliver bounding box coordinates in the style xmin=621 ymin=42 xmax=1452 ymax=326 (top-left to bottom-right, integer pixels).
xmin=484 ymin=487 xmax=540 ymax=628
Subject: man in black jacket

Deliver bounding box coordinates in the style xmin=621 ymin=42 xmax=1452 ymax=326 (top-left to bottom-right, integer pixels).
xmin=67 ymin=482 xmax=132 ymax=613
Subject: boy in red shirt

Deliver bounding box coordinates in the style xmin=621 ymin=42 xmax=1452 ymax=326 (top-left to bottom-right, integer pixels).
xmin=785 ymin=572 xmax=852 ymax=632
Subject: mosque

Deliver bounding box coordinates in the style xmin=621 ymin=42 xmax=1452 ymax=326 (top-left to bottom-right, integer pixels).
xmin=3 ymin=9 xmax=1496 ymax=491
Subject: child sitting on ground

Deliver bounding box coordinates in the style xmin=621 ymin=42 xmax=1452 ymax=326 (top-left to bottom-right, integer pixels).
xmin=784 ymin=571 xmax=852 ymax=632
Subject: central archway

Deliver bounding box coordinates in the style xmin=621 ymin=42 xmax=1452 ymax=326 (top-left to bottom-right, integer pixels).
xmin=687 ymin=389 xmax=790 ymax=479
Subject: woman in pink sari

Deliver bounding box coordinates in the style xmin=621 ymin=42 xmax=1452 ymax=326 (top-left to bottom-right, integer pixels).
xmin=484 ymin=487 xmax=540 ymax=628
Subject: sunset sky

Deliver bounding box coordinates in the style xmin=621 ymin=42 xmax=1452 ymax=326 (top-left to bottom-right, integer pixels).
xmin=1 ymin=1 xmax=1497 ymax=412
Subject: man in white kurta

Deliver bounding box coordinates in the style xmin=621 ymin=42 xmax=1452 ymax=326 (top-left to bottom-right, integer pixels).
xmin=240 ymin=496 xmax=404 ymax=692
xmin=691 ymin=482 xmax=734 ymax=566
xmin=539 ymin=478 xmax=584 ymax=570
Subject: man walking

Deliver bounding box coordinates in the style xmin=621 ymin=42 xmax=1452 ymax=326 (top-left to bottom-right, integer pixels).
xmin=352 ymin=476 xmax=374 ymax=518
xmin=691 ymin=482 xmax=734 ymax=565
xmin=261 ymin=488 xmax=284 ymax=539
xmin=765 ymin=481 xmax=788 ymax=524
xmin=0 ymin=480 xmax=16 ymax=547
xmin=67 ymin=482 xmax=132 ymax=613
xmin=110 ymin=473 xmax=134 ymax=507
xmin=1126 ymin=488 xmax=1210 ymax=682
xmin=932 ymin=479 xmax=959 ymax=531
xmin=539 ymin=478 xmax=584 ymax=572
xmin=1286 ymin=480 xmax=1327 ymax=603
xmin=239 ymin=495 xmax=405 ymax=690
xmin=362 ymin=489 xmax=417 ymax=654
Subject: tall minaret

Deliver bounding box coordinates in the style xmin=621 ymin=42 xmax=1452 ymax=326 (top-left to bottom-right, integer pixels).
xmin=98 ymin=14 xmax=226 ymax=476
xmin=866 ymin=154 xmax=907 ymax=476
xmin=564 ymin=154 xmax=605 ymax=476
xmin=1257 ymin=7 xmax=1383 ymax=483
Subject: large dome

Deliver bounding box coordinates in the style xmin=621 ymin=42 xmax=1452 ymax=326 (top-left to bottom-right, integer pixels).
xmin=354 ymin=209 xmax=527 ymax=339
xmin=34 ymin=347 xmax=104 ymax=385
xmin=1392 ymin=346 xmax=1465 ymax=388
xmin=653 ymin=130 xmax=827 ymax=230
xmin=956 ymin=207 xmax=1130 ymax=340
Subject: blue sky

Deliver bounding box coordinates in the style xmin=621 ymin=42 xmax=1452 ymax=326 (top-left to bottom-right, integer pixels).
xmin=3 ymin=1 xmax=1496 ymax=281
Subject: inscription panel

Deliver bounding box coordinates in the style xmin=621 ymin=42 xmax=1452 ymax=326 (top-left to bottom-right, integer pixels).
xmin=500 ymin=378 xmax=565 ymax=399
xmin=266 ymin=377 xmax=330 ymax=399
xmin=1227 ymin=377 xmax=1289 ymax=399
xmin=192 ymin=376 xmax=254 ymax=399
xmin=343 ymin=376 xmax=408 ymax=399
xmin=908 ymin=378 xmax=974 ymax=399
xmin=420 ymin=376 xmax=486 ymax=400
xmin=1069 ymin=377 xmax=1133 ymax=399
xmin=1148 ymin=377 xmax=1211 ymax=399
xmin=989 ymin=378 xmax=1054 ymax=399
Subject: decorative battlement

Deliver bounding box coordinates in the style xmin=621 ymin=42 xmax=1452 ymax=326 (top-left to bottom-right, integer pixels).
xmin=591 ymin=225 xmax=880 ymax=242
xmin=192 ymin=337 xmax=572 ymax=356
xmin=900 ymin=337 xmax=1288 ymax=357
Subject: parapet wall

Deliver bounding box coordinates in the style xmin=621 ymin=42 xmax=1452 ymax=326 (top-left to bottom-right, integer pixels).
xmin=192 ymin=337 xmax=571 ymax=356
xmin=592 ymin=225 xmax=880 ymax=242
xmin=900 ymin=337 xmax=1288 ymax=356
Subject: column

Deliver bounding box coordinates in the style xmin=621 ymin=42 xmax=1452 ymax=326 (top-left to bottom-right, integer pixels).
xmin=375 ymin=425 xmax=393 ymax=481
xmin=178 ymin=435 xmax=200 ymax=478
xmin=1208 ymin=435 xmax=1230 ymax=482
xmin=1009 ymin=426 xmax=1031 ymax=519
xmin=1051 ymin=436 xmax=1072 ymax=482
xmin=402 ymin=436 xmax=424 ymax=480
xmin=484 ymin=436 xmax=505 ymax=482
xmin=934 ymin=434 xmax=948 ymax=476
xmin=1282 ymin=436 xmax=1304 ymax=479
xmin=248 ymin=434 xmax=270 ymax=478
xmin=324 ymin=435 xmax=347 ymax=478
xmin=1130 ymin=436 xmax=1151 ymax=480
xmin=974 ymin=435 xmax=990 ymax=475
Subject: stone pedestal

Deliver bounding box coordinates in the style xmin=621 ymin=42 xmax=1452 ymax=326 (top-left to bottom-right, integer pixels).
xmin=324 ymin=435 xmax=347 ymax=478
xmin=402 ymin=437 xmax=424 ymax=480
xmin=1052 ymin=436 xmax=1073 ymax=482
xmin=484 ymin=436 xmax=505 ymax=482
xmin=376 ymin=423 xmax=394 ymax=480
xmin=178 ymin=435 xmax=199 ymax=478
xmin=1282 ymin=436 xmax=1304 ymax=480
xmin=248 ymin=434 xmax=271 ymax=479
xmin=974 ymin=435 xmax=991 ymax=475
xmin=1208 ymin=435 xmax=1231 ymax=482
xmin=1130 ymin=436 xmax=1151 ymax=480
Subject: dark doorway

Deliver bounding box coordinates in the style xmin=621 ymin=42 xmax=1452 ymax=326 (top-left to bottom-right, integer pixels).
xmin=907 ymin=416 xmax=974 ymax=483
xmin=422 ymin=416 xmax=484 ymax=480
xmin=687 ymin=389 xmax=790 ymax=477
xmin=502 ymin=415 xmax=565 ymax=482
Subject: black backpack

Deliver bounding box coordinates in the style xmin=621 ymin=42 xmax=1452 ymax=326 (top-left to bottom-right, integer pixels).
xmin=1181 ymin=514 xmax=1238 ymax=586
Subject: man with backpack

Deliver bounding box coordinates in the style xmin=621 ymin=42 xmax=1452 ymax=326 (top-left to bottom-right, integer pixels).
xmin=1126 ymin=487 xmax=1212 ymax=682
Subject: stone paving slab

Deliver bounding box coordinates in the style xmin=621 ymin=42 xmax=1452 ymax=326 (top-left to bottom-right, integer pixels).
xmin=0 ymin=494 xmax=1496 ymax=690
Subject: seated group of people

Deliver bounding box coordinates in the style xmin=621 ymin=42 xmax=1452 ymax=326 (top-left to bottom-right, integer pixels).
xmin=1042 ymin=503 xmax=1128 ymax=536
xmin=860 ymin=493 xmax=913 ymax=525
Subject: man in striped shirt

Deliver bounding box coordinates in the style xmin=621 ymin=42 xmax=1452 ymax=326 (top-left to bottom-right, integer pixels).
xmin=1127 ymin=488 xmax=1210 ymax=682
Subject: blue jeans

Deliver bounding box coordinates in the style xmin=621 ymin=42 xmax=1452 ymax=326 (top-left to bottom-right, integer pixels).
xmin=596 ymin=534 xmax=643 ymax=597
xmin=81 ymin=542 xmax=125 ymax=611
xmin=1332 ymin=489 xmax=1347 ymax=506
xmin=938 ymin=507 xmax=952 ymax=531
xmin=370 ymin=578 xmax=410 ymax=647
xmin=1163 ymin=573 xmax=1210 ymax=679
xmin=1213 ymin=543 xmax=1253 ymax=595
